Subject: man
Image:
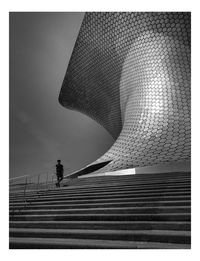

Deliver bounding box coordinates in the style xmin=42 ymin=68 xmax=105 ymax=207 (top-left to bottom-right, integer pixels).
xmin=56 ymin=160 xmax=64 ymax=187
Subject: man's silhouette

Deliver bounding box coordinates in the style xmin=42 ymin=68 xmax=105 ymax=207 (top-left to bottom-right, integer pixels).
xmin=56 ymin=160 xmax=64 ymax=187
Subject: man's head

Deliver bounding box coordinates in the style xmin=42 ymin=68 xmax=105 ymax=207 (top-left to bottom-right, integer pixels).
xmin=57 ymin=160 xmax=61 ymax=163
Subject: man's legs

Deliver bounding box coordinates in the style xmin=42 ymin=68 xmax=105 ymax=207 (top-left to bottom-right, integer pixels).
xmin=56 ymin=175 xmax=60 ymax=187
xmin=57 ymin=175 xmax=63 ymax=187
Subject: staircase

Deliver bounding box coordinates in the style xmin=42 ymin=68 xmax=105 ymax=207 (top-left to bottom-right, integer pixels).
xmin=9 ymin=171 xmax=191 ymax=249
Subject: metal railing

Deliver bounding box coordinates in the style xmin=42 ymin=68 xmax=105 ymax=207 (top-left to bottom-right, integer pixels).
xmin=9 ymin=168 xmax=64 ymax=214
xmin=9 ymin=161 xmax=111 ymax=214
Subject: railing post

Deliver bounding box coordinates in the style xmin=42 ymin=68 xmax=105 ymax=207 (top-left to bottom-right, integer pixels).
xmin=46 ymin=172 xmax=49 ymax=190
xmin=29 ymin=176 xmax=32 ymax=191
xmin=23 ymin=176 xmax=28 ymax=203
xmin=37 ymin=174 xmax=40 ymax=193
xmin=52 ymin=174 xmax=54 ymax=189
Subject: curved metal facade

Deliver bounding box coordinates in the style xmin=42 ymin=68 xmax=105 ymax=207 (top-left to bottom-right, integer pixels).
xmin=59 ymin=12 xmax=191 ymax=173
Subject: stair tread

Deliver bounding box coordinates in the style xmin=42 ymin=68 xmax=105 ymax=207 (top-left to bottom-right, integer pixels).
xmin=9 ymin=184 xmax=191 ymax=196
xmin=10 ymin=193 xmax=191 ymax=204
xmin=9 ymin=237 xmax=191 ymax=249
xmin=9 ymin=220 xmax=191 ymax=225
xmin=9 ymin=212 xmax=190 ymax=217
xmin=10 ymin=205 xmax=190 ymax=212
xmin=10 ymin=227 xmax=191 ymax=236
xmin=9 ymin=197 xmax=191 ymax=207
xmin=10 ymin=181 xmax=191 ymax=195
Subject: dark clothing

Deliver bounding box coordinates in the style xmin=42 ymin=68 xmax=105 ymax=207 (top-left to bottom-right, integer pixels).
xmin=56 ymin=163 xmax=64 ymax=187
xmin=56 ymin=163 xmax=63 ymax=177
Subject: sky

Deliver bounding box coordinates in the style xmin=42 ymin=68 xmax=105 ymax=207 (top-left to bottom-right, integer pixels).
xmin=9 ymin=12 xmax=114 ymax=178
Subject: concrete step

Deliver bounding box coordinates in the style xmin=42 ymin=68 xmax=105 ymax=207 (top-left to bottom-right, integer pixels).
xmin=9 ymin=200 xmax=191 ymax=210
xmin=10 ymin=178 xmax=190 ymax=196
xmin=66 ymin=176 xmax=191 ymax=187
xmin=9 ymin=183 xmax=191 ymax=198
xmin=10 ymin=177 xmax=191 ymax=191
xmin=9 ymin=206 xmax=191 ymax=216
xmin=64 ymin=179 xmax=191 ymax=191
xmin=9 ymin=221 xmax=191 ymax=231
xmin=9 ymin=181 xmax=191 ymax=200
xmin=9 ymin=195 xmax=191 ymax=207
xmin=10 ymin=191 xmax=191 ymax=204
xmin=10 ymin=213 xmax=191 ymax=222
xmin=9 ymin=191 xmax=191 ymax=204
xmin=9 ymin=228 xmax=191 ymax=244
xmin=9 ymin=237 xmax=191 ymax=249
xmin=9 ymin=186 xmax=191 ymax=200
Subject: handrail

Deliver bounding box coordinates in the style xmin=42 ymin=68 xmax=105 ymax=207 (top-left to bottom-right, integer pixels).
xmin=9 ymin=167 xmax=58 ymax=205
xmin=9 ymin=164 xmax=73 ymax=216
xmin=9 ymin=172 xmax=59 ymax=215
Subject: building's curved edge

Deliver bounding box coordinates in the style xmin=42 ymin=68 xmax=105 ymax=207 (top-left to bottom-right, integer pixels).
xmin=58 ymin=94 xmax=120 ymax=140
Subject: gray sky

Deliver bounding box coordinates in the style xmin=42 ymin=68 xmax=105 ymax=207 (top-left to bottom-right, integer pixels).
xmin=10 ymin=12 xmax=114 ymax=178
